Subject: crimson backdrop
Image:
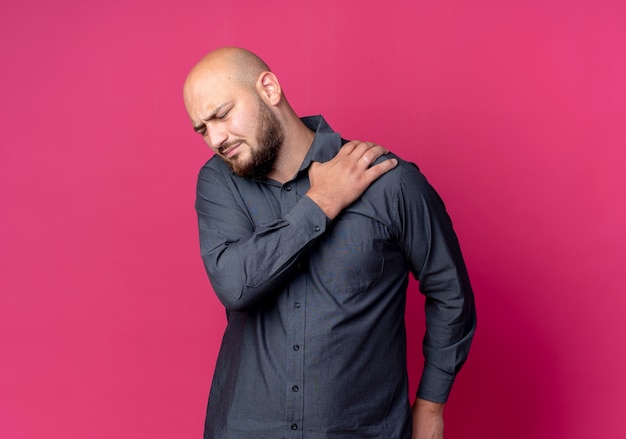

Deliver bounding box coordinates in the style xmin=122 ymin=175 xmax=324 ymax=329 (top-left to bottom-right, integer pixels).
xmin=1 ymin=1 xmax=625 ymax=438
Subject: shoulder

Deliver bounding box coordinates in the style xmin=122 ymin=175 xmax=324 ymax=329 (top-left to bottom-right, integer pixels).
xmin=198 ymin=155 xmax=230 ymax=180
xmin=371 ymin=152 xmax=431 ymax=193
xmin=195 ymin=155 xmax=243 ymax=203
xmin=197 ymin=155 xmax=252 ymax=192
xmin=371 ymin=153 xmax=447 ymax=220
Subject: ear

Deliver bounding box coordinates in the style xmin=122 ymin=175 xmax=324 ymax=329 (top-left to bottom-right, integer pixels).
xmin=256 ymin=71 xmax=282 ymax=106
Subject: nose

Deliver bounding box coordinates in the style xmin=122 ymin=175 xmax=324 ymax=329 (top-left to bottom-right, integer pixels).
xmin=205 ymin=125 xmax=228 ymax=151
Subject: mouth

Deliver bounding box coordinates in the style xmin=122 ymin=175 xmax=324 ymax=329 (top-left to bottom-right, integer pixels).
xmin=221 ymin=142 xmax=242 ymax=159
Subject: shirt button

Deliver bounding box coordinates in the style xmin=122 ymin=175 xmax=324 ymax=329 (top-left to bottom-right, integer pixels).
xmin=292 ymin=385 xmax=299 ymax=392
xmin=284 ymin=185 xmax=292 ymax=192
xmin=313 ymin=225 xmax=320 ymax=232
xmin=291 ymin=423 xmax=298 ymax=430
xmin=293 ymin=302 xmax=301 ymax=309
xmin=293 ymin=345 xmax=300 ymax=351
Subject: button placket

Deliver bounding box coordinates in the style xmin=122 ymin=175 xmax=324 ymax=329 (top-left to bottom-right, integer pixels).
xmin=286 ymin=287 xmax=304 ymax=437
xmin=282 ymin=177 xmax=305 ymax=437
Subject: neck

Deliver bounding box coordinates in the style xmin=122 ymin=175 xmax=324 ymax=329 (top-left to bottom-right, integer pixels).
xmin=266 ymin=115 xmax=315 ymax=184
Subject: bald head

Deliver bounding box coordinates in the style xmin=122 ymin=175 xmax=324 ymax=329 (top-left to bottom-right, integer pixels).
xmin=184 ymin=47 xmax=271 ymax=99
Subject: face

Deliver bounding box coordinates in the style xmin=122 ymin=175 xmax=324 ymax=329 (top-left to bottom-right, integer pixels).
xmin=185 ymin=75 xmax=284 ymax=180
xmin=225 ymin=98 xmax=284 ymax=179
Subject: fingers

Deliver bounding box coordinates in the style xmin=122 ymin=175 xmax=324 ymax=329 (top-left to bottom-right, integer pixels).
xmin=340 ymin=140 xmax=391 ymax=167
xmin=366 ymin=156 xmax=398 ymax=178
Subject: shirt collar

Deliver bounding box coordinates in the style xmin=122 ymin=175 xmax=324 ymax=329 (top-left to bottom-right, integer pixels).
xmin=298 ymin=115 xmax=343 ymax=172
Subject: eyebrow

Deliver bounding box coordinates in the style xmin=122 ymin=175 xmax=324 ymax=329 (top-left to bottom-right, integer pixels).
xmin=193 ymin=103 xmax=229 ymax=133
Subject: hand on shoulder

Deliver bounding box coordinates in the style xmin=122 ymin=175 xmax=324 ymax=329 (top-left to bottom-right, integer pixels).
xmin=306 ymin=140 xmax=397 ymax=219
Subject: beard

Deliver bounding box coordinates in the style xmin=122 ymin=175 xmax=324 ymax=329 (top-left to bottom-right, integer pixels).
xmin=226 ymin=100 xmax=284 ymax=180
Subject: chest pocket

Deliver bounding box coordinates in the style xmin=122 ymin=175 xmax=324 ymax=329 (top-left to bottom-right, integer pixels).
xmin=311 ymin=213 xmax=388 ymax=294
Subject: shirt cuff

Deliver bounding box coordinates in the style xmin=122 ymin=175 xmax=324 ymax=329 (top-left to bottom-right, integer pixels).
xmin=283 ymin=195 xmax=330 ymax=240
xmin=416 ymin=363 xmax=456 ymax=404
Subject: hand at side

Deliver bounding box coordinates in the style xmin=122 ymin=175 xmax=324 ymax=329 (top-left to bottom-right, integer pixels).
xmin=412 ymin=398 xmax=445 ymax=439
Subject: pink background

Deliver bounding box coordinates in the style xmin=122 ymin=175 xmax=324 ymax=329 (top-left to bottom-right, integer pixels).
xmin=1 ymin=1 xmax=625 ymax=438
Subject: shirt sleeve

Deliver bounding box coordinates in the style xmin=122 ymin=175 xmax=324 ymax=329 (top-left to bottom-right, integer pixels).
xmin=393 ymin=162 xmax=477 ymax=403
xmin=195 ymin=163 xmax=328 ymax=311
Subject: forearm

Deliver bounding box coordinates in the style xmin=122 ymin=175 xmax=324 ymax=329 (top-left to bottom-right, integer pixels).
xmin=416 ymin=275 xmax=476 ymax=401
xmin=199 ymin=194 xmax=328 ymax=310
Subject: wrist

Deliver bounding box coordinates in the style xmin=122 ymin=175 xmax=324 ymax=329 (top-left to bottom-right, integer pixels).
xmin=305 ymin=191 xmax=341 ymax=220
xmin=413 ymin=398 xmax=445 ymax=416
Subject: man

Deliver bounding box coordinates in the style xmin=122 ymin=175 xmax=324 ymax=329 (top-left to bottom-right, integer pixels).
xmin=183 ymin=47 xmax=476 ymax=439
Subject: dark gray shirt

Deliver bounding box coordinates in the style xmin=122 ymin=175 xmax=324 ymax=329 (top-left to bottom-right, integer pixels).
xmin=196 ymin=116 xmax=476 ymax=439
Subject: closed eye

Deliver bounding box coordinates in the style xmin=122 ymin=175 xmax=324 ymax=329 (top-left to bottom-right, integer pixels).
xmin=193 ymin=124 xmax=207 ymax=136
xmin=194 ymin=103 xmax=232 ymax=135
